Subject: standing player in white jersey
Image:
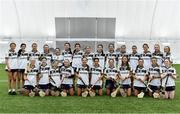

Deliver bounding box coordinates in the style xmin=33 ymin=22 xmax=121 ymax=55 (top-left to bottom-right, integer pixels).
xmin=161 ymin=59 xmax=177 ymax=99
xmin=148 ymin=57 xmax=161 ymax=97
xmin=129 ymin=45 xmax=140 ymax=72
xmin=49 ymin=60 xmax=61 ymax=96
xmin=90 ymin=58 xmax=104 ymax=96
xmin=60 ymin=59 xmax=75 ymax=96
xmin=105 ymin=43 xmax=116 ymax=68
xmin=116 ymin=45 xmax=128 ymax=68
xmin=84 ymin=46 xmax=94 ymax=68
xmin=133 ymin=58 xmax=148 ymax=97
xmin=94 ymin=44 xmax=105 ymax=69
xmin=38 ymin=57 xmax=51 ymax=96
xmin=62 ymin=42 xmax=73 ymax=63
xmin=5 ymin=43 xmax=18 ymax=95
xmin=22 ymin=58 xmax=39 ymax=96
xmin=17 ymin=43 xmax=28 ymax=90
xmin=52 ymin=48 xmax=64 ymax=67
xmin=72 ymin=43 xmax=83 ymax=69
xmin=140 ymin=43 xmax=152 ymax=70
xmin=40 ymin=44 xmax=53 ymax=65
xmin=119 ymin=55 xmax=132 ymax=96
xmin=76 ymin=57 xmax=90 ymax=96
xmin=163 ymin=46 xmax=173 ymax=65
xmin=152 ymin=44 xmax=164 ymax=66
xmin=28 ymin=43 xmax=40 ymax=68
xmin=104 ymin=59 xmax=119 ymax=96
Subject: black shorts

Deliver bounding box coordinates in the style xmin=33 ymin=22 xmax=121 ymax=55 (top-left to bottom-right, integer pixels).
xmin=149 ymin=85 xmax=160 ymax=92
xmin=165 ymin=86 xmax=175 ymax=91
xmin=105 ymin=80 xmax=116 ymax=89
xmin=6 ymin=69 xmax=18 ymax=72
xmin=23 ymin=85 xmax=35 ymax=91
xmin=18 ymin=69 xmax=25 ymax=73
xmin=77 ymin=84 xmax=88 ymax=89
xmin=92 ymin=85 xmax=102 ymax=90
xmin=122 ymin=84 xmax=131 ymax=89
xmin=38 ymin=84 xmax=49 ymax=90
xmin=61 ymin=84 xmax=74 ymax=90
xmin=134 ymin=86 xmax=146 ymax=92
xmin=49 ymin=83 xmax=60 ymax=91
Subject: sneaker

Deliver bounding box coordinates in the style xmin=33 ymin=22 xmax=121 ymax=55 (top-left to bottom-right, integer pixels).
xmin=12 ymin=91 xmax=17 ymax=95
xmin=8 ymin=90 xmax=12 ymax=95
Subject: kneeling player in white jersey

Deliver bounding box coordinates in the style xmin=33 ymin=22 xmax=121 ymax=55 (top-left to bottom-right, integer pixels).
xmin=148 ymin=57 xmax=161 ymax=98
xmin=90 ymin=58 xmax=104 ymax=96
xmin=49 ymin=60 xmax=61 ymax=96
xmin=119 ymin=56 xmax=132 ymax=97
xmin=104 ymin=59 xmax=119 ymax=96
xmin=161 ymin=59 xmax=177 ymax=99
xmin=23 ymin=58 xmax=39 ymax=96
xmin=76 ymin=57 xmax=90 ymax=96
xmin=133 ymin=58 xmax=148 ymax=97
xmin=38 ymin=57 xmax=51 ymax=96
xmin=60 ymin=59 xmax=75 ymax=96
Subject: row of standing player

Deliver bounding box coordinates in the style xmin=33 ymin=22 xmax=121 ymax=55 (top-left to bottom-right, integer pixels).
xmin=5 ymin=42 xmax=174 ymax=97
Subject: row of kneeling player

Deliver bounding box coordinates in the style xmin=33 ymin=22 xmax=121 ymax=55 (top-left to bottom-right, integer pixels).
xmin=19 ymin=55 xmax=177 ymax=100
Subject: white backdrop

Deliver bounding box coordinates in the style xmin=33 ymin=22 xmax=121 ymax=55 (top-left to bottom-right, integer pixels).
xmin=0 ymin=0 xmax=180 ymax=63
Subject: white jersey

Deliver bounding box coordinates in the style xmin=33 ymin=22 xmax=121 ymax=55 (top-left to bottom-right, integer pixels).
xmin=60 ymin=66 xmax=74 ymax=85
xmin=40 ymin=53 xmax=52 ymax=65
xmin=134 ymin=67 xmax=148 ymax=87
xmin=94 ymin=53 xmax=105 ymax=69
xmin=129 ymin=53 xmax=140 ymax=71
xmin=76 ymin=66 xmax=90 ymax=85
xmin=104 ymin=67 xmax=118 ymax=79
xmin=148 ymin=66 xmax=161 ymax=86
xmin=50 ymin=68 xmax=61 ymax=87
xmin=90 ymin=66 xmax=103 ymax=86
xmin=39 ymin=65 xmax=50 ymax=85
xmin=62 ymin=50 xmax=73 ymax=63
xmin=24 ymin=67 xmax=39 ymax=87
xmin=119 ymin=66 xmax=131 ymax=85
xmin=72 ymin=50 xmax=83 ymax=68
xmin=28 ymin=51 xmax=40 ymax=68
xmin=105 ymin=52 xmax=116 ymax=68
xmin=84 ymin=53 xmax=94 ymax=68
xmin=140 ymin=52 xmax=152 ymax=70
xmin=52 ymin=54 xmax=64 ymax=67
xmin=152 ymin=52 xmax=163 ymax=67
xmin=5 ymin=50 xmax=18 ymax=70
xmin=161 ymin=66 xmax=176 ymax=87
xmin=18 ymin=51 xmax=28 ymax=69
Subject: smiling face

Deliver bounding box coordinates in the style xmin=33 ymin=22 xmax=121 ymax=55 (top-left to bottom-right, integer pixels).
xmin=82 ymin=57 xmax=88 ymax=66
xmin=164 ymin=59 xmax=170 ymax=67
xmin=94 ymin=58 xmax=99 ymax=67
xmin=64 ymin=43 xmax=70 ymax=51
xmin=85 ymin=46 xmax=91 ymax=54
xmin=41 ymin=58 xmax=47 ymax=66
xmin=75 ymin=44 xmax=81 ymax=51
xmin=97 ymin=45 xmax=103 ymax=53
xmin=151 ymin=58 xmax=157 ymax=66
xmin=64 ymin=59 xmax=70 ymax=67
xmin=32 ymin=43 xmax=37 ymax=51
xmin=55 ymin=48 xmax=61 ymax=55
xmin=138 ymin=59 xmax=144 ymax=67
xmin=164 ymin=46 xmax=170 ymax=53
xmin=21 ymin=44 xmax=26 ymax=51
xmin=108 ymin=59 xmax=114 ymax=68
xmin=10 ymin=43 xmax=16 ymax=50
xmin=154 ymin=44 xmax=160 ymax=52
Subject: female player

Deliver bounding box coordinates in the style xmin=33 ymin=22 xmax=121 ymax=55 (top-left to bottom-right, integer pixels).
xmin=52 ymin=48 xmax=64 ymax=67
xmin=40 ymin=44 xmax=52 ymax=65
xmin=90 ymin=58 xmax=103 ymax=96
xmin=38 ymin=57 xmax=51 ymax=96
xmin=28 ymin=43 xmax=40 ymax=68
xmin=94 ymin=44 xmax=105 ymax=69
xmin=76 ymin=57 xmax=90 ymax=96
xmin=148 ymin=57 xmax=161 ymax=98
xmin=60 ymin=59 xmax=75 ymax=96
xmin=105 ymin=43 xmax=116 ymax=68
xmin=152 ymin=44 xmax=164 ymax=66
xmin=129 ymin=45 xmax=140 ymax=72
xmin=5 ymin=43 xmax=18 ymax=95
xmin=84 ymin=46 xmax=94 ymax=68
xmin=140 ymin=43 xmax=152 ymax=70
xmin=117 ymin=45 xmax=128 ymax=68
xmin=119 ymin=55 xmax=132 ymax=96
xmin=161 ymin=58 xmax=177 ymax=99
xmin=72 ymin=43 xmax=83 ymax=69
xmin=17 ymin=43 xmax=28 ymax=90
xmin=133 ymin=58 xmax=148 ymax=97
xmin=104 ymin=59 xmax=119 ymax=96
xmin=49 ymin=60 xmax=61 ymax=96
xmin=62 ymin=42 xmax=73 ymax=63
xmin=163 ymin=46 xmax=173 ymax=64
xmin=23 ymin=58 xmax=39 ymax=96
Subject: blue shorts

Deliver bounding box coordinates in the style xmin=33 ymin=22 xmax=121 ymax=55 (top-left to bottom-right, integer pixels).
xmin=122 ymin=84 xmax=131 ymax=89
xmin=149 ymin=85 xmax=160 ymax=92
xmin=23 ymin=85 xmax=35 ymax=91
xmin=92 ymin=85 xmax=102 ymax=90
xmin=105 ymin=80 xmax=116 ymax=89
xmin=38 ymin=84 xmax=49 ymax=90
